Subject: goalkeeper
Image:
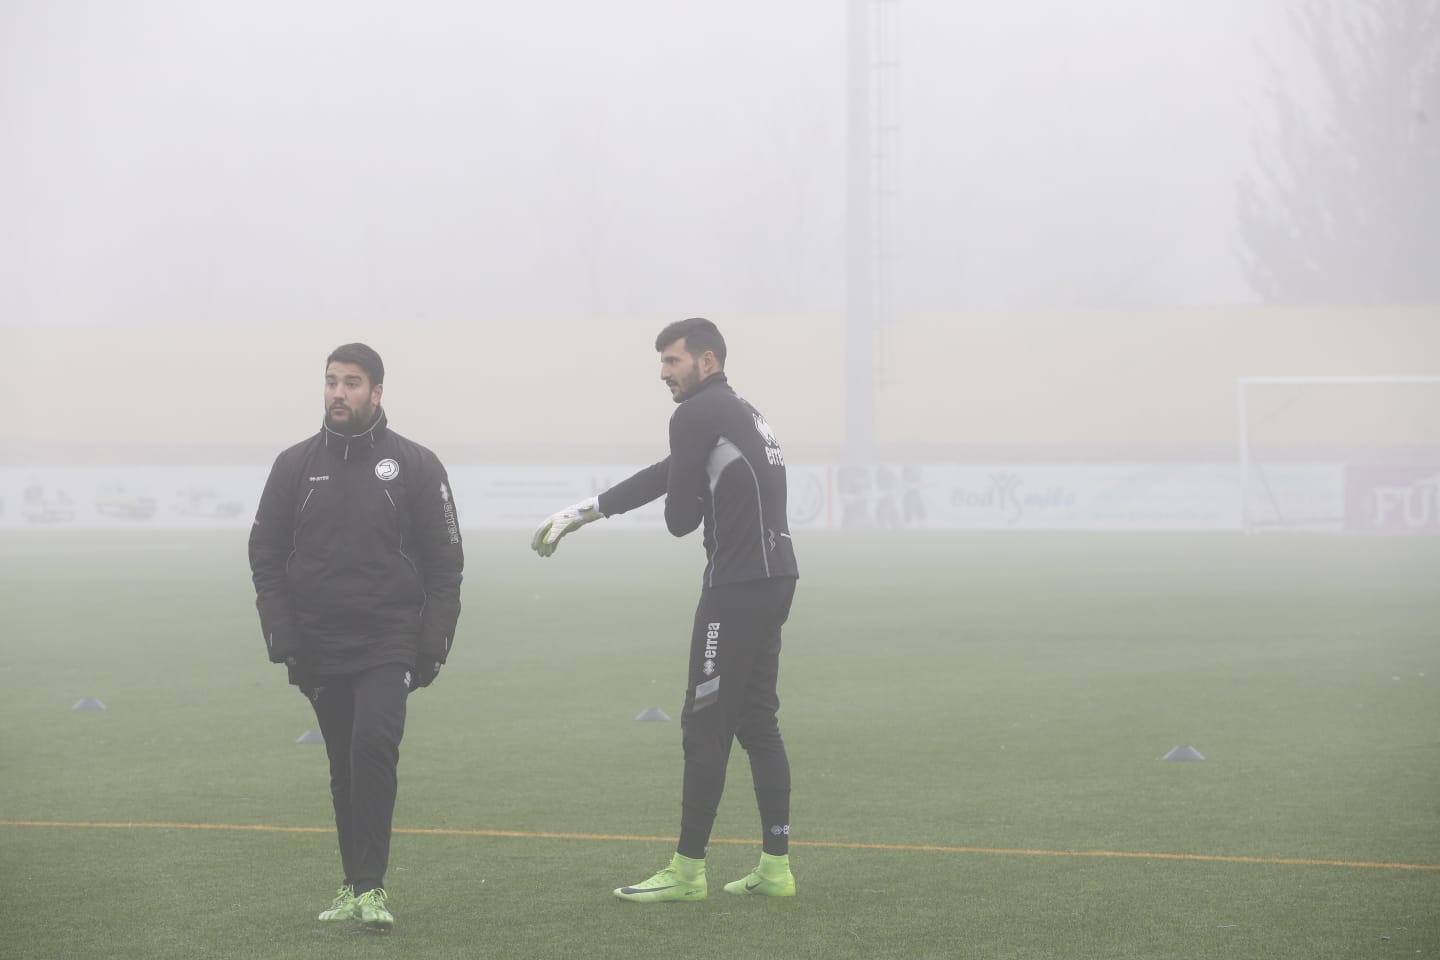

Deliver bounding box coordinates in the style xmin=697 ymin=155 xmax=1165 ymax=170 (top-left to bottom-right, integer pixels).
xmin=532 ymin=318 xmax=800 ymax=902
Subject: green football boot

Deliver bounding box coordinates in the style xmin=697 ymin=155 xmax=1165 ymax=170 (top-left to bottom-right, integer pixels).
xmin=354 ymin=887 xmax=394 ymax=932
xmin=316 ymin=884 xmax=356 ymax=921
xmin=613 ymin=852 xmax=707 ymax=903
xmin=723 ymin=853 xmax=796 ymax=897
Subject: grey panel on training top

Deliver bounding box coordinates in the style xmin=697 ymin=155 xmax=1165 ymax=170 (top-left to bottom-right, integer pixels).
xmin=706 ymin=437 xmax=744 ymax=496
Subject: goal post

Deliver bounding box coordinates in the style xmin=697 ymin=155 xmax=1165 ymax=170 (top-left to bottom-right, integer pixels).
xmin=1237 ymin=376 xmax=1440 ymax=533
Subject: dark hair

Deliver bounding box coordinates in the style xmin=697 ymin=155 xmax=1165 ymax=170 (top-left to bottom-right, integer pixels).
xmin=655 ymin=317 xmax=726 ymax=369
xmin=326 ymin=342 xmax=384 ymax=387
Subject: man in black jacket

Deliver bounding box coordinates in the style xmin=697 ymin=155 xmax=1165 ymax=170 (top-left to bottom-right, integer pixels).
xmin=249 ymin=342 xmax=463 ymax=932
xmin=531 ymin=318 xmax=800 ymax=903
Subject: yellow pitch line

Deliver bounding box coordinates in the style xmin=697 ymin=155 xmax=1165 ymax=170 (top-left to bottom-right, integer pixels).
xmin=2 ymin=820 xmax=1436 ymax=872
xmin=789 ymin=839 xmax=1440 ymax=871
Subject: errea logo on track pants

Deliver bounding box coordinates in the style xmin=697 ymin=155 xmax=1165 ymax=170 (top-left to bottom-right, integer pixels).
xmin=703 ymin=621 xmax=720 ymax=676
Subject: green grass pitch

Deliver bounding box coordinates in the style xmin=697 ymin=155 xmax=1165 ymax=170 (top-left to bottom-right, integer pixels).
xmin=2 ymin=528 xmax=1437 ymax=959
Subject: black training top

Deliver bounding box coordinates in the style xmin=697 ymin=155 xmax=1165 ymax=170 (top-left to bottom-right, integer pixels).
xmin=248 ymin=409 xmax=464 ymax=676
xmin=599 ymin=373 xmax=799 ymax=588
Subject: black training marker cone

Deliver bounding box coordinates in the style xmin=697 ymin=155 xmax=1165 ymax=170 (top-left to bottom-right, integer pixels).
xmin=634 ymin=708 xmax=671 ymax=722
xmin=295 ymin=729 xmax=325 ymax=744
xmin=1162 ymin=745 xmax=1205 ymax=761
xmin=72 ymin=698 xmax=107 ymax=711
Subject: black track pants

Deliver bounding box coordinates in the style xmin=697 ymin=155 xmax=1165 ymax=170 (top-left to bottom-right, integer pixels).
xmin=308 ymin=662 xmax=411 ymax=894
xmin=677 ymin=577 xmax=796 ymax=859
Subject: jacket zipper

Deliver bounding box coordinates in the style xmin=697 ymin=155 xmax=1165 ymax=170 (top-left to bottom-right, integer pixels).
xmin=386 ymin=489 xmax=427 ymax=610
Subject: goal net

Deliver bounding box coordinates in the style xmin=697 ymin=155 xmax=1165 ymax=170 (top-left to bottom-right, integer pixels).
xmin=1237 ymin=377 xmax=1440 ymax=533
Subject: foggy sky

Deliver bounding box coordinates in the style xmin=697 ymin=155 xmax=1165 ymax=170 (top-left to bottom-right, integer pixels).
xmin=1 ymin=0 xmax=1303 ymax=335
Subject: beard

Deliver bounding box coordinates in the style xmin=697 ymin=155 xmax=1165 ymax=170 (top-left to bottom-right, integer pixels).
xmin=670 ymin=368 xmax=702 ymax=403
xmin=326 ymin=402 xmax=376 ymax=433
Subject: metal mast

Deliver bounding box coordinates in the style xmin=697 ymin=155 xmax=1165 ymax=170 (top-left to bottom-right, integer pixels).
xmin=846 ymin=0 xmax=900 ymax=465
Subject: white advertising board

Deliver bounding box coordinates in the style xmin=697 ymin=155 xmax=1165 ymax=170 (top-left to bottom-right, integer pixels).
xmin=2 ymin=463 xmax=1258 ymax=533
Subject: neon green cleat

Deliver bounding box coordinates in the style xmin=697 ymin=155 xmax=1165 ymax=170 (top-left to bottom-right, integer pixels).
xmin=724 ymin=853 xmax=796 ymax=897
xmin=317 ymin=884 xmax=356 ymax=921
xmin=614 ymin=853 xmax=707 ymax=903
xmin=354 ymin=888 xmax=394 ymax=932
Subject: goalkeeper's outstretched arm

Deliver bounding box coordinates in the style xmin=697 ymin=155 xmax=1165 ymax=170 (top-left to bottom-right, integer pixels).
xmin=530 ymin=459 xmax=669 ymax=557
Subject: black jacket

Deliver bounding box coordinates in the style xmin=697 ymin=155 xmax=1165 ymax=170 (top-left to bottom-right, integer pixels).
xmin=599 ymin=373 xmax=799 ymax=588
xmin=248 ymin=409 xmax=464 ymax=676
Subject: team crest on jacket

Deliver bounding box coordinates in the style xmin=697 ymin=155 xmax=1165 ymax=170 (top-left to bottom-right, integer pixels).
xmin=375 ymin=458 xmax=399 ymax=481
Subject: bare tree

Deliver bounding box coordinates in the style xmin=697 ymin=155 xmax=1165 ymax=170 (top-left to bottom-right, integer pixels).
xmin=1237 ymin=0 xmax=1440 ymax=303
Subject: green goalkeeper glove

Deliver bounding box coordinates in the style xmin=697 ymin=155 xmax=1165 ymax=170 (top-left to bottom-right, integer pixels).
xmin=531 ymin=497 xmax=603 ymax=557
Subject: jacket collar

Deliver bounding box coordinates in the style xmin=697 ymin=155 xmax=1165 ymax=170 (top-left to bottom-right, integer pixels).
xmin=683 ymin=371 xmax=729 ymax=401
xmin=321 ymin=407 xmax=388 ymax=462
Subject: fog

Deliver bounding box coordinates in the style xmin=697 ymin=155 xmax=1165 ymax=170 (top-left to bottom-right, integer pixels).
xmin=2 ymin=0 xmax=1436 ymax=471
